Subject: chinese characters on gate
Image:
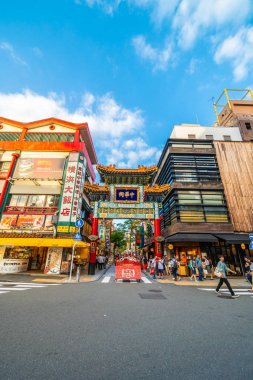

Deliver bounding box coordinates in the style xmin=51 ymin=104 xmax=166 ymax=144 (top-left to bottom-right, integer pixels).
xmin=115 ymin=188 xmax=138 ymax=202
xmin=118 ymin=191 xmax=135 ymax=199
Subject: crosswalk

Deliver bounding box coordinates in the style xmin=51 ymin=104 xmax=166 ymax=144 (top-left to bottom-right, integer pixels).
xmin=101 ymin=276 xmax=152 ymax=284
xmin=0 ymin=282 xmax=61 ymax=296
xmin=100 ymin=266 xmax=153 ymax=284
xmin=199 ymin=287 xmax=253 ymax=298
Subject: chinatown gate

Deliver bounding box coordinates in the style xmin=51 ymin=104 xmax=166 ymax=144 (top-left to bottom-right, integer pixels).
xmin=84 ymin=164 xmax=170 ymax=274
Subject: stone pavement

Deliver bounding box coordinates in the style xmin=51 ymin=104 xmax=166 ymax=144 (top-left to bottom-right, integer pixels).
xmin=0 ymin=266 xmax=110 ymax=284
xmin=156 ymin=274 xmax=249 ymax=287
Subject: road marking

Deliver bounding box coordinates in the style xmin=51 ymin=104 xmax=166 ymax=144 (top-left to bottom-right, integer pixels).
xmin=141 ymin=276 xmax=152 ymax=284
xmin=15 ymin=284 xmax=47 ymax=288
xmin=101 ymin=276 xmax=111 ymax=283
xmin=199 ymin=288 xmax=253 ymax=296
xmin=0 ymin=287 xmax=30 ymax=291
xmin=0 ymin=282 xmax=63 ymax=296
xmin=0 ymin=282 xmax=60 ymax=286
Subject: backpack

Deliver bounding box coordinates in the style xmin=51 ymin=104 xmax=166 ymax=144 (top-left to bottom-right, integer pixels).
xmin=172 ymin=259 xmax=178 ymax=269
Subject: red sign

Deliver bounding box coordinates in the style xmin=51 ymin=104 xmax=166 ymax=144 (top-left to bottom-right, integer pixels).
xmin=115 ymin=262 xmax=141 ymax=281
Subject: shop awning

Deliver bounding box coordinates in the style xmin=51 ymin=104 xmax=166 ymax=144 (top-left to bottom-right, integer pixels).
xmin=214 ymin=234 xmax=250 ymax=244
xmin=165 ymin=233 xmax=219 ymax=243
xmin=0 ymin=238 xmax=89 ymax=248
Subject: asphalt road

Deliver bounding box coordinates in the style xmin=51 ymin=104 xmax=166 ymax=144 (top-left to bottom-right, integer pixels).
xmin=1 ymin=273 xmax=252 ymax=380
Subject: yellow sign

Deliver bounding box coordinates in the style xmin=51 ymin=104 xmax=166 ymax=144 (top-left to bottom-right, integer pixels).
xmin=69 ymin=226 xmax=78 ymax=233
xmin=168 ymin=244 xmax=174 ymax=250
xmin=57 ymin=226 xmax=69 ymax=232
xmin=241 ymin=243 xmax=246 ymax=250
xmin=0 ymin=237 xmax=89 ymax=248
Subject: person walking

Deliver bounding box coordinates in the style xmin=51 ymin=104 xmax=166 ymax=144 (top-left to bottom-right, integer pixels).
xmin=247 ymin=258 xmax=253 ymax=293
xmin=150 ymin=256 xmax=157 ymax=279
xmin=196 ymin=255 xmax=203 ymax=281
xmin=157 ymin=258 xmax=164 ymax=279
xmin=171 ymin=255 xmax=178 ymax=281
xmin=215 ymin=256 xmax=239 ymax=298
xmin=164 ymin=255 xmax=170 ymax=276
xmin=142 ymin=255 xmax=148 ymax=271
xmin=189 ymin=257 xmax=197 ymax=282
xmin=203 ymin=257 xmax=210 ymax=280
xmin=209 ymin=258 xmax=214 ymax=280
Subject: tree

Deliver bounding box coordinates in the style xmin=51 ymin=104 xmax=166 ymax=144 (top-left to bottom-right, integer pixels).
xmin=110 ymin=230 xmax=126 ymax=252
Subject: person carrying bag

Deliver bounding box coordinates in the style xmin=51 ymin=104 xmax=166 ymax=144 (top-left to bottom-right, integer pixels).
xmin=215 ymin=256 xmax=239 ymax=298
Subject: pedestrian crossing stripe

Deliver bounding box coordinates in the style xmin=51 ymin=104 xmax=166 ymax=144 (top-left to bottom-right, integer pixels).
xmin=0 ymin=282 xmax=61 ymax=296
xmin=199 ymin=288 xmax=253 ymax=297
xmin=101 ymin=276 xmax=152 ymax=284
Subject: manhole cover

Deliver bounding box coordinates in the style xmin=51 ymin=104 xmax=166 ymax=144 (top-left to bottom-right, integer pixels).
xmin=139 ymin=293 xmax=167 ymax=300
xmin=148 ymin=289 xmax=162 ymax=293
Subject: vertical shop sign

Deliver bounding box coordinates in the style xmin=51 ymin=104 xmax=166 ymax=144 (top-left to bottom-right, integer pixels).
xmin=71 ymin=157 xmax=86 ymax=224
xmin=58 ymin=153 xmax=86 ymax=230
xmin=58 ymin=158 xmax=78 ymax=224
xmin=98 ymin=224 xmax=106 ymax=243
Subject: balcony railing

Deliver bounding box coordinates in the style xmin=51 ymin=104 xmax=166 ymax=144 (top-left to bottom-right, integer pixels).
xmin=4 ymin=206 xmax=58 ymax=215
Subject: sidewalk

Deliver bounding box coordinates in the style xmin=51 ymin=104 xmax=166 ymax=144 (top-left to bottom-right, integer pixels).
xmin=0 ymin=266 xmax=110 ymax=284
xmin=66 ymin=265 xmax=110 ymax=283
xmin=156 ymin=275 xmax=250 ymax=287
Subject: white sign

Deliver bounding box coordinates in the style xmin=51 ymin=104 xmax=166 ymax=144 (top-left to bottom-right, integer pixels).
xmin=58 ymin=160 xmax=78 ymax=223
xmin=44 ymin=247 xmax=63 ymax=274
xmin=71 ymin=159 xmax=86 ymax=224
xmin=0 ymin=259 xmax=29 ymax=273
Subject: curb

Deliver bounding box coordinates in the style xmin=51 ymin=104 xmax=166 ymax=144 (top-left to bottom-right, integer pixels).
xmin=142 ymin=270 xmax=157 ymax=283
xmin=64 ymin=265 xmax=112 ymax=284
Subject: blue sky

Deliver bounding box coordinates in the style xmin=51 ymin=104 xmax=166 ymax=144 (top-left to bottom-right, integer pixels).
xmin=0 ymin=0 xmax=253 ymax=174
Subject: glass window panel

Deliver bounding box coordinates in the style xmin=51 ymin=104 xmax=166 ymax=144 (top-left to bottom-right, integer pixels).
xmin=9 ymin=195 xmax=28 ymax=206
xmin=45 ymin=195 xmax=56 ymax=207
xmin=27 ymin=195 xmax=46 ymax=207
xmin=193 ymin=144 xmax=213 ymax=148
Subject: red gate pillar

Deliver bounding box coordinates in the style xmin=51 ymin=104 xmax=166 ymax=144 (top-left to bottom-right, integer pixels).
xmin=88 ymin=215 xmax=98 ymax=275
xmin=154 ymin=218 xmax=162 ymax=258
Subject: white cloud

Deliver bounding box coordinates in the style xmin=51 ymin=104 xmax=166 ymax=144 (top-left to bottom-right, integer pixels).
xmin=186 ymin=58 xmax=201 ymax=75
xmin=129 ymin=0 xmax=179 ymax=25
xmin=132 ymin=35 xmax=172 ymax=71
xmin=173 ymin=0 xmax=251 ymax=49
xmin=77 ymin=0 xmax=121 ymax=15
xmin=214 ymin=26 xmax=253 ymax=81
xmin=0 ymin=89 xmax=160 ymax=168
xmin=0 ymin=42 xmax=28 ymax=67
xmin=81 ymin=0 xmax=252 ymax=78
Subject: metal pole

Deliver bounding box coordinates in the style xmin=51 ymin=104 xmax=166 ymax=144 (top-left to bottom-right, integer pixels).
xmin=76 ymin=266 xmax=81 ymax=282
xmin=69 ymin=242 xmax=78 ymax=281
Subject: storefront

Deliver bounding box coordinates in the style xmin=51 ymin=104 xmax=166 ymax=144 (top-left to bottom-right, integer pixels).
xmin=0 ymin=238 xmax=89 ymax=274
xmin=165 ymin=233 xmax=252 ymax=276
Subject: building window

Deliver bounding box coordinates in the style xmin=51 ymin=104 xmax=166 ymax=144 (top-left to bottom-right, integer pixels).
xmin=245 ymin=122 xmax=251 ymax=130
xmin=0 ymin=161 xmax=11 ymax=173
xmin=8 ymin=194 xmax=59 ymax=208
xmin=27 ymin=195 xmax=46 ymax=207
xmin=162 ymin=190 xmax=229 ymax=226
xmin=45 ymin=195 xmax=60 ymax=207
xmin=9 ymin=195 xmax=28 ymax=207
xmin=0 ymin=133 xmax=21 ymax=141
xmin=156 ymin=153 xmax=221 ymax=185
xmin=205 ymin=135 xmax=214 ymax=140
xmin=24 ymin=133 xmax=75 ymax=142
xmin=223 ymin=135 xmax=231 ymax=141
xmin=188 ymin=134 xmax=196 ymax=139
